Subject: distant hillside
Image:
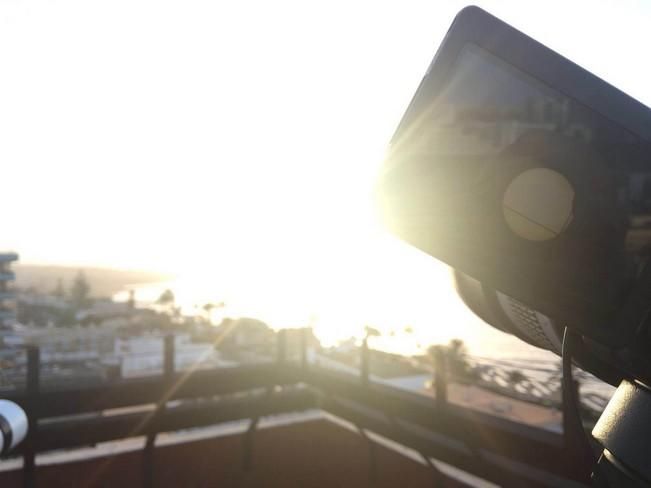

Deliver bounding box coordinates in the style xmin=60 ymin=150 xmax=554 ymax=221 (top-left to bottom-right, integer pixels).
xmin=14 ymin=264 xmax=172 ymax=298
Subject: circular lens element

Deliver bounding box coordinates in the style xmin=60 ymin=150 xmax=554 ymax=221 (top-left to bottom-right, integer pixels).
xmin=502 ymin=168 xmax=574 ymax=241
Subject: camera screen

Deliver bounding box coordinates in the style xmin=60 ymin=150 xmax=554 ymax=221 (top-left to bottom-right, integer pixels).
xmin=384 ymin=43 xmax=651 ymax=322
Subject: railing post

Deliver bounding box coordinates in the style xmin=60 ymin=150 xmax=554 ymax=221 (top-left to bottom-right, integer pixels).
xmin=361 ymin=338 xmax=370 ymax=387
xmin=276 ymin=329 xmax=287 ymax=365
xmin=242 ymin=417 xmax=260 ymax=473
xmin=143 ymin=335 xmax=175 ymax=488
xmin=300 ymin=328 xmax=308 ymax=371
xmin=163 ymin=334 xmax=174 ymax=380
xmin=434 ymin=347 xmax=448 ymax=410
xmin=23 ymin=346 xmax=40 ymax=488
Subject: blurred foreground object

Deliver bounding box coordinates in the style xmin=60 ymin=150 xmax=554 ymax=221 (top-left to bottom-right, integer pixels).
xmin=377 ymin=6 xmax=651 ymax=486
xmin=0 ymin=400 xmax=27 ymax=455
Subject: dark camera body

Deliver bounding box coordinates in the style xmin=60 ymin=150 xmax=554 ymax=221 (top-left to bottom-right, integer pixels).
xmin=378 ymin=6 xmax=651 ymax=386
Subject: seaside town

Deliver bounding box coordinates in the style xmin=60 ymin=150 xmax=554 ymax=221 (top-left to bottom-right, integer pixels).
xmin=0 ymin=251 xmax=611 ymax=435
xmin=3 ymin=1 xmax=650 ymax=485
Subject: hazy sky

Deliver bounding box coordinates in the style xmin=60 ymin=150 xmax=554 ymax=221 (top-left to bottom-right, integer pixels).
xmin=2 ymin=0 xmax=651 ymax=348
xmin=3 ymin=0 xmax=650 ymax=270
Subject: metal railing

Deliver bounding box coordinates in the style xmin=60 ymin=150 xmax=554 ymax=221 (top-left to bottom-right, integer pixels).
xmin=0 ymin=330 xmax=596 ymax=488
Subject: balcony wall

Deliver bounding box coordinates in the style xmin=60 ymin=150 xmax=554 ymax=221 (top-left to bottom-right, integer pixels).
xmin=0 ymin=417 xmax=471 ymax=488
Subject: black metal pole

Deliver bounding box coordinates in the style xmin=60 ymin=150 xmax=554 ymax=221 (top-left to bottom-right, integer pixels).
xmin=561 ymin=328 xmax=594 ymax=481
xmin=434 ymin=347 xmax=448 ymax=410
xmin=300 ymin=328 xmax=308 ymax=371
xmin=163 ymin=334 xmax=174 ymax=380
xmin=143 ymin=335 xmax=175 ymax=488
xmin=361 ymin=338 xmax=370 ymax=387
xmin=23 ymin=346 xmax=40 ymax=488
xmin=277 ymin=329 xmax=287 ymax=365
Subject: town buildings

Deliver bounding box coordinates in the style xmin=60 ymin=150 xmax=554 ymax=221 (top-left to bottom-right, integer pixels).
xmin=0 ymin=252 xmax=18 ymax=329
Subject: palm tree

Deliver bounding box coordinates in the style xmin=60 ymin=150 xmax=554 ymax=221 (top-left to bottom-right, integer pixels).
xmin=202 ymin=301 xmax=225 ymax=325
xmin=361 ymin=326 xmax=380 ymax=386
xmin=156 ymin=289 xmax=175 ymax=307
xmin=426 ymin=339 xmax=475 ymax=381
xmin=446 ymin=338 xmax=469 ymax=377
xmin=448 ymin=339 xmax=467 ymax=360
xmin=363 ymin=325 xmax=381 ymax=345
xmin=70 ymin=271 xmax=91 ymax=309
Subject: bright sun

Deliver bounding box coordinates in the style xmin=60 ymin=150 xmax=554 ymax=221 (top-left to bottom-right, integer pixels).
xmin=3 ymin=0 xmax=590 ymax=356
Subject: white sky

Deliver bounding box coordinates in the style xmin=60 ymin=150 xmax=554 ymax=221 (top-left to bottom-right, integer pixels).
xmin=2 ymin=0 xmax=651 ymax=350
